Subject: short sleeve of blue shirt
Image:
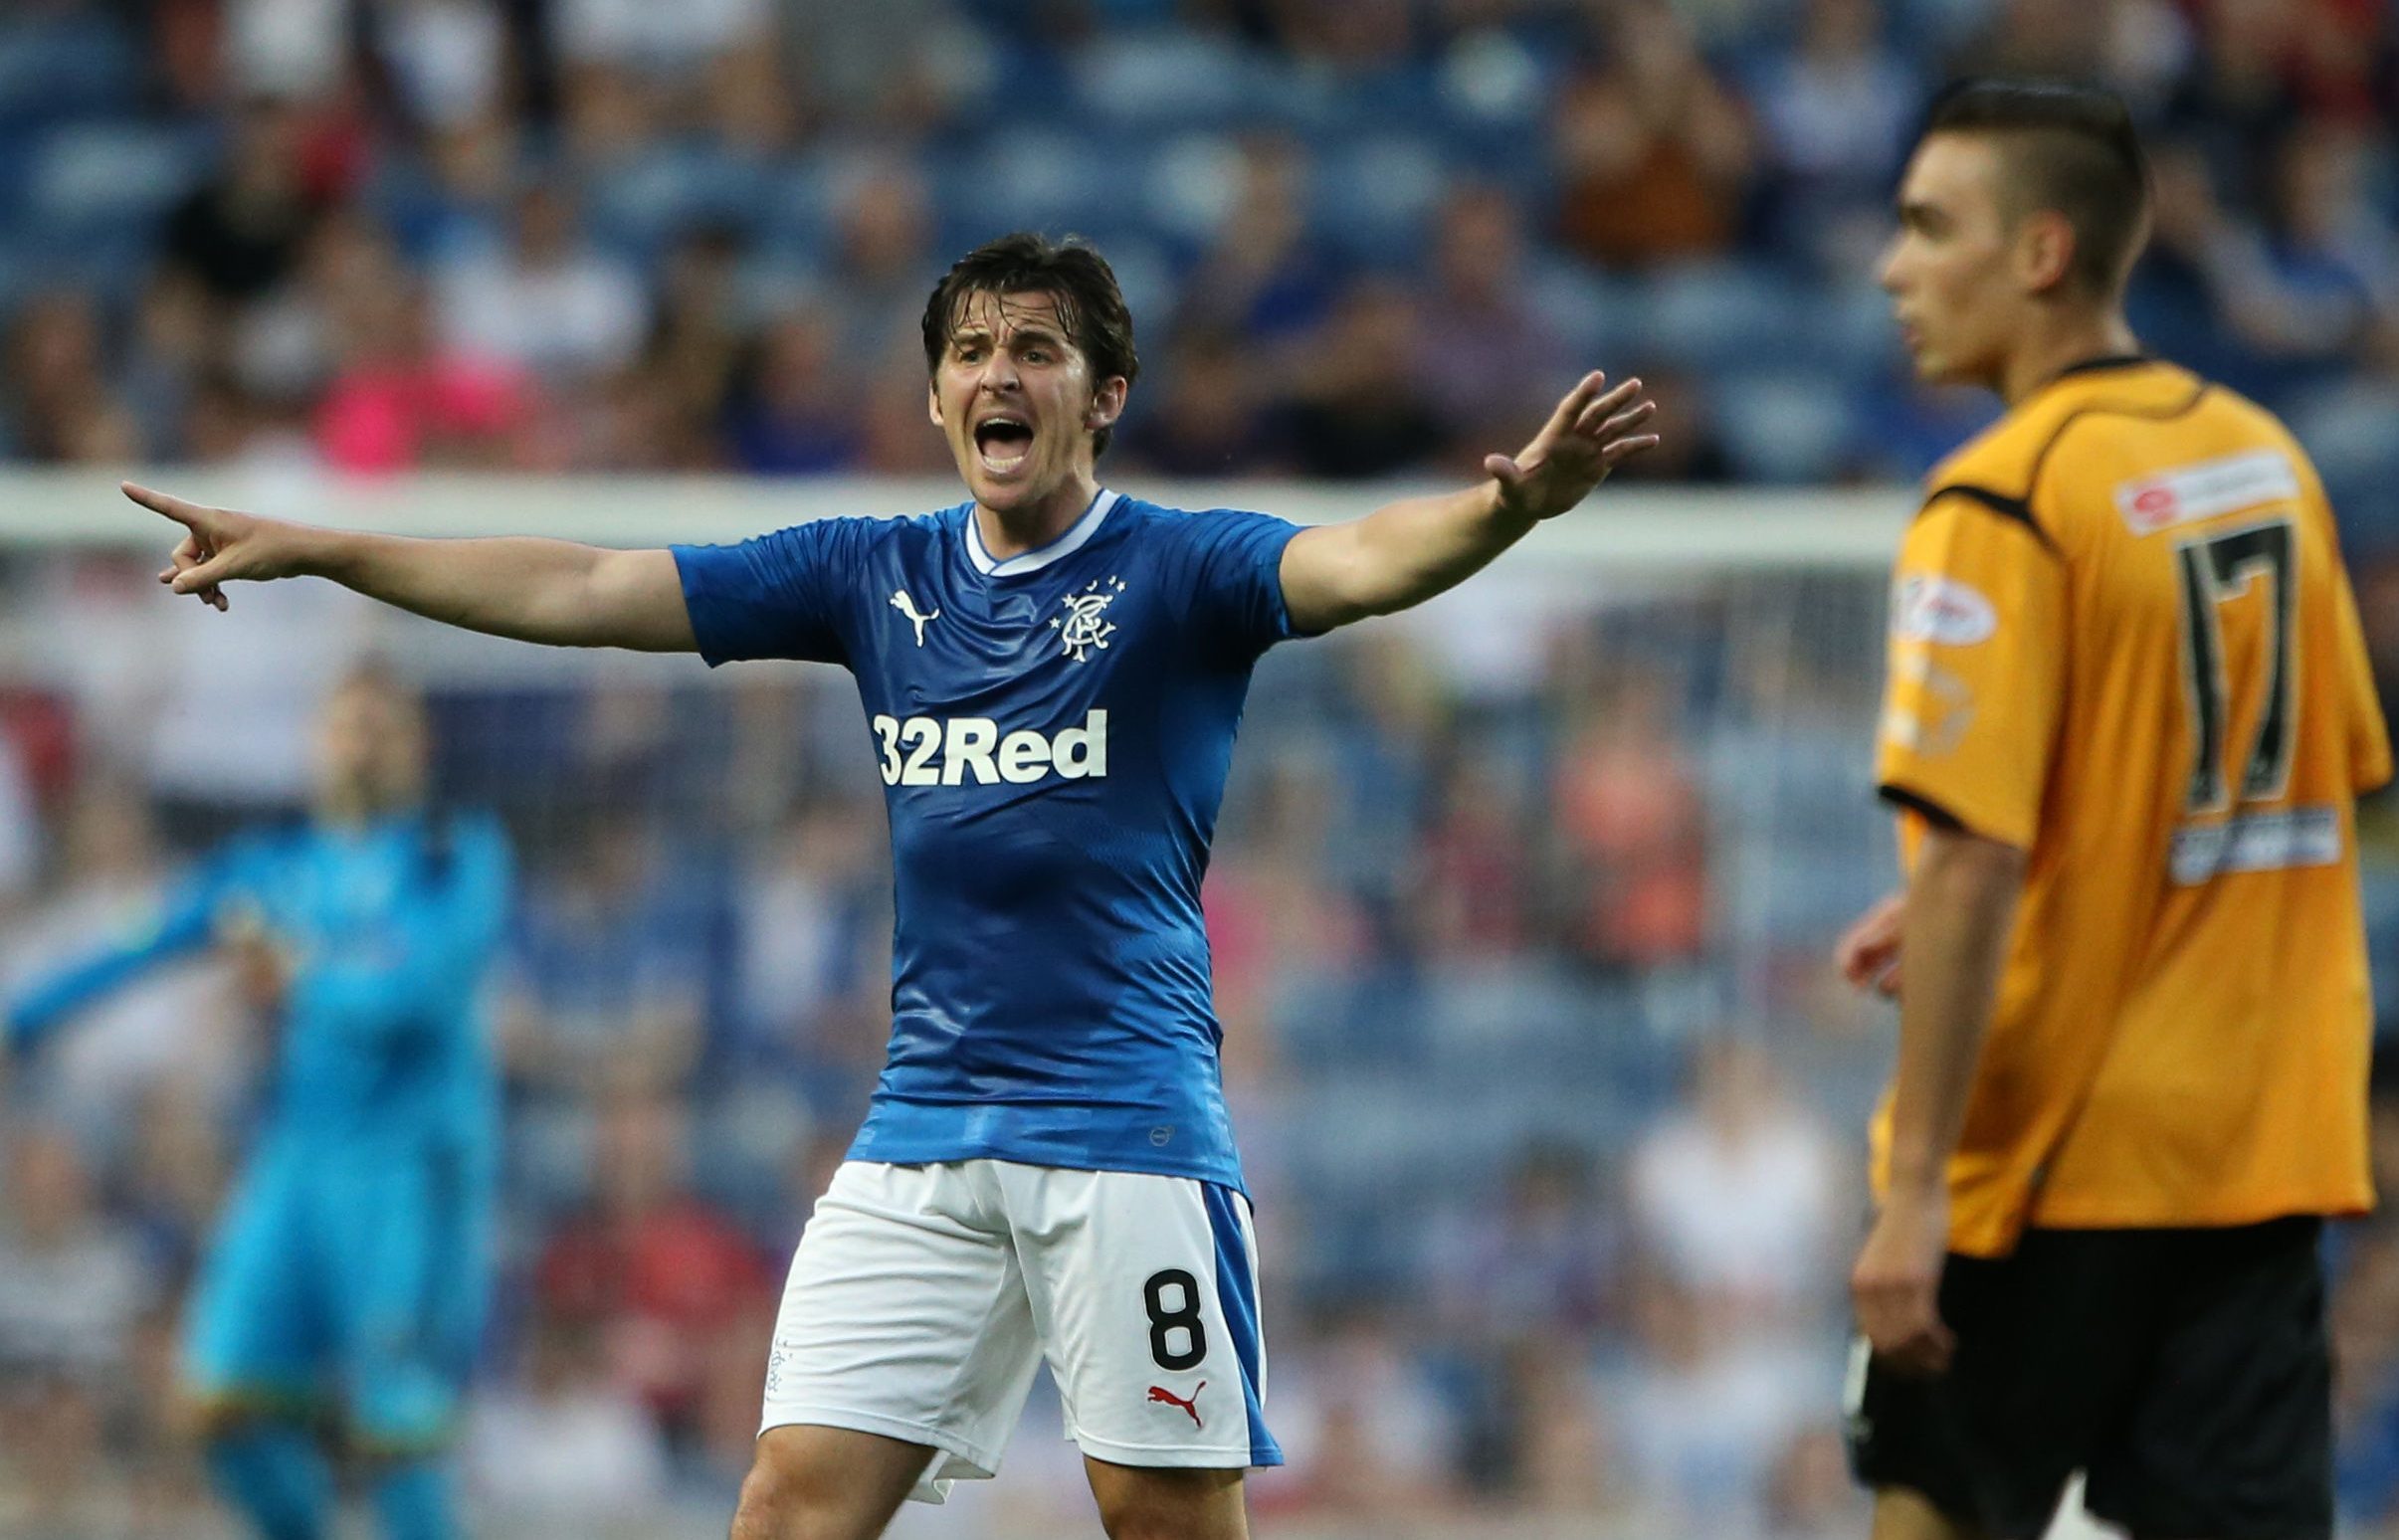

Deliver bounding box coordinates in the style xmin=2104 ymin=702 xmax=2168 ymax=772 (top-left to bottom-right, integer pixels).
xmin=1161 ymin=507 xmax=1313 ymax=659
xmin=672 ymin=519 xmax=864 ymax=667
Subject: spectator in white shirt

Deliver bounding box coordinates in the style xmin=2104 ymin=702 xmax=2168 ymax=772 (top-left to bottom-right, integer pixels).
xmin=438 ymin=184 xmax=650 ymax=385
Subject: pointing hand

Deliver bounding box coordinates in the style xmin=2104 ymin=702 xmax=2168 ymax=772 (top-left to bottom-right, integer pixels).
xmin=124 ymin=481 xmax=310 ymax=613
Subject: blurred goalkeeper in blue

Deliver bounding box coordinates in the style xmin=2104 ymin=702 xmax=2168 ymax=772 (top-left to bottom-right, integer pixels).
xmin=3 ymin=665 xmax=511 ymax=1540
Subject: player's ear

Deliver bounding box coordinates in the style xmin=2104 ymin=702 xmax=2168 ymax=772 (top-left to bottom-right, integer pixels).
xmin=927 ymin=380 xmax=944 ymax=431
xmin=2018 ymin=210 xmax=2078 ymax=296
xmin=1086 ymin=376 xmax=1128 ymax=433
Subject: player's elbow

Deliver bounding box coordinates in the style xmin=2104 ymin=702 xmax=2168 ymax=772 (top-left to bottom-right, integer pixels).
xmin=1301 ymin=583 xmax=1387 ymax=632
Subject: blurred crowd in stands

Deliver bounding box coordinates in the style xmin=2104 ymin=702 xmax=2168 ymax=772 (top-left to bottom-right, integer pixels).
xmin=0 ymin=0 xmax=2392 ymax=539
xmin=0 ymin=566 xmax=1895 ymax=1536
xmin=0 ymin=553 xmax=2387 ymax=1537
xmin=0 ymin=0 xmax=2395 ymax=1536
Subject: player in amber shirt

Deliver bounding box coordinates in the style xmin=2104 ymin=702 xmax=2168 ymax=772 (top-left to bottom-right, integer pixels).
xmin=1834 ymin=81 xmax=2392 ymax=1540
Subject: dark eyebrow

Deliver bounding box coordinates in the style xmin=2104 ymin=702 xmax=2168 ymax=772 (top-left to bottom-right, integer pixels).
xmin=1898 ymin=199 xmax=1947 ymax=230
xmin=946 ymin=323 xmax=1069 ymax=354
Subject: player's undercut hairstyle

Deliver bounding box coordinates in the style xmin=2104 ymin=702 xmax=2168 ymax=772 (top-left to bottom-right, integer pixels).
xmin=1920 ymin=77 xmax=2151 ymax=298
xmin=921 ymin=232 xmax=1140 ymax=457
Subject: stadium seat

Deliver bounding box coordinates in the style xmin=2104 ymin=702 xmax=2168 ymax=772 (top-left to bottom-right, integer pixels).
xmin=753 ymin=152 xmax=843 ymax=264
xmin=1430 ymin=25 xmax=1553 ymax=144
xmin=1641 ymin=258 xmax=1899 ymax=378
xmin=1072 ymin=30 xmax=1258 ymax=131
xmin=0 ymin=15 xmax=139 ymax=127
xmin=1711 ymin=371 xmax=1860 ymax=482
xmin=940 ymin=130 xmax=1138 ymax=249
xmin=2288 ymin=379 xmax=2399 ymax=494
xmin=1096 ymin=234 xmax=1177 ymax=329
xmin=1518 ymin=257 xmax=1644 ymax=364
xmin=691 ymin=1076 xmax=817 ymax=1241
xmin=1420 ymin=964 xmax=1597 ymax=1055
xmin=2366 ymin=867 xmax=2399 ymax=1027
xmin=1336 ymin=63 xmax=1448 ymax=138
xmin=24 ymin=123 xmax=209 ymax=247
xmin=584 ymin=144 xmax=771 ymax=261
xmin=2289 ymin=380 xmax=2399 ymax=553
xmin=1309 ymin=133 xmax=1450 ymax=268
xmin=1801 ymin=278 xmax=1902 ymax=385
xmin=951 ymin=37 xmax=1079 ymax=138
xmin=1272 ymin=968 xmax=1423 ymax=1072
xmin=1241 ymin=53 xmax=1338 ymax=136
xmin=0 ymin=136 xmax=31 ymax=231
xmin=357 ymin=150 xmax=457 ymax=261
xmin=1141 ymin=132 xmax=1248 ymax=246
xmin=1293 ymin=1074 xmax=1457 ymax=1195
xmin=1628 ymin=261 xmax=1807 ymax=373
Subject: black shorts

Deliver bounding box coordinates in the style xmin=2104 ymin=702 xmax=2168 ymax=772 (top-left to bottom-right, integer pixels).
xmin=1845 ymin=1217 xmax=2331 ymax=1540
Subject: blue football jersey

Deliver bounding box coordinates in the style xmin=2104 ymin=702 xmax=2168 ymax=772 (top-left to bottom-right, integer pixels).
xmin=9 ymin=812 xmax=511 ymax=1152
xmin=674 ymin=490 xmax=1309 ymax=1189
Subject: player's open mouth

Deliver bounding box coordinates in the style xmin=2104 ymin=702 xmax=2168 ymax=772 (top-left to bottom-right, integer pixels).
xmin=974 ymin=416 xmax=1035 ymax=475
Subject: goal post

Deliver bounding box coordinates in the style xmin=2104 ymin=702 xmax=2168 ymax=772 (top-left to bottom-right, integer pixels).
xmin=0 ymin=467 xmax=1914 ymax=567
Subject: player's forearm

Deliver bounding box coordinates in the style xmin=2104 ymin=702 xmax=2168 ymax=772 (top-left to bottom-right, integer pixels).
xmin=1884 ymin=828 xmax=2026 ymax=1193
xmin=301 ymin=529 xmax=688 ymax=651
xmin=1288 ymin=481 xmax=1536 ymax=630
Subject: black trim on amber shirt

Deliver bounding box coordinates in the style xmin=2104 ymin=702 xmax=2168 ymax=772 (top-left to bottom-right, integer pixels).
xmin=1917 ymin=482 xmax=2060 ymax=555
xmin=2048 ymin=352 xmax=2154 ymax=382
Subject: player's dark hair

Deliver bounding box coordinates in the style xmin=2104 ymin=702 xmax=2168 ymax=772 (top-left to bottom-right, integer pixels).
xmin=1918 ymin=77 xmax=2150 ymax=298
xmin=920 ymin=232 xmax=1140 ymax=458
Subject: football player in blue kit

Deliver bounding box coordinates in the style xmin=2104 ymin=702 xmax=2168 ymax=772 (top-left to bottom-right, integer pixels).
xmin=119 ymin=232 xmax=1659 ymax=1540
xmin=5 ymin=667 xmax=510 ymax=1540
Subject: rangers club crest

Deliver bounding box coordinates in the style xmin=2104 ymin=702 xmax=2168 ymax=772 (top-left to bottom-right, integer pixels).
xmin=1051 ymin=578 xmax=1126 ymax=663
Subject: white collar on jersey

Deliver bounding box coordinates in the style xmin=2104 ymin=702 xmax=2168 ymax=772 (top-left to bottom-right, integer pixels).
xmin=964 ymin=488 xmax=1120 ymax=578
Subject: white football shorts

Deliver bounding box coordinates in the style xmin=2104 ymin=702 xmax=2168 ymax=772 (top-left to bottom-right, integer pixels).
xmin=758 ymin=1158 xmax=1279 ymax=1503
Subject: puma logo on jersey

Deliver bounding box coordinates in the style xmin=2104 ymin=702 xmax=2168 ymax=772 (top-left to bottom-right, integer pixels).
xmin=1147 ymin=1382 xmax=1205 ymax=1429
xmin=889 ymin=589 xmax=940 ymax=647
xmin=871 ymin=710 xmax=1108 ymax=786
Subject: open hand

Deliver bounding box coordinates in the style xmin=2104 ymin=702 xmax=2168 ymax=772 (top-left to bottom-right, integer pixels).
xmin=123 ymin=481 xmax=308 ymax=613
xmin=1487 ymin=371 xmax=1661 ymax=521
xmin=1835 ymin=891 xmax=1907 ymax=999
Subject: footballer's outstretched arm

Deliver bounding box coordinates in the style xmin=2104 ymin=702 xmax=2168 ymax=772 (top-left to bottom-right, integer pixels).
xmin=1277 ymin=371 xmax=1658 ymax=633
xmin=125 ymin=482 xmax=697 ymax=652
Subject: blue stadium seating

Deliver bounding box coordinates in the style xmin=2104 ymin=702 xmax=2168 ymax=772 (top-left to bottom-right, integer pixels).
xmin=1309 ymin=132 xmax=1452 ymax=268
xmin=0 ymin=14 xmax=138 ymax=129
xmin=585 ymin=143 xmax=775 ymax=261
xmin=1071 ymin=30 xmax=1262 ymax=132
xmin=1710 ymin=371 xmax=1859 ymax=482
xmin=24 ymin=121 xmax=207 ymax=248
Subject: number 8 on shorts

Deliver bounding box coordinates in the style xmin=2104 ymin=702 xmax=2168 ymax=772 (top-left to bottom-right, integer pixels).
xmin=760 ymin=1160 xmax=1281 ymax=1504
